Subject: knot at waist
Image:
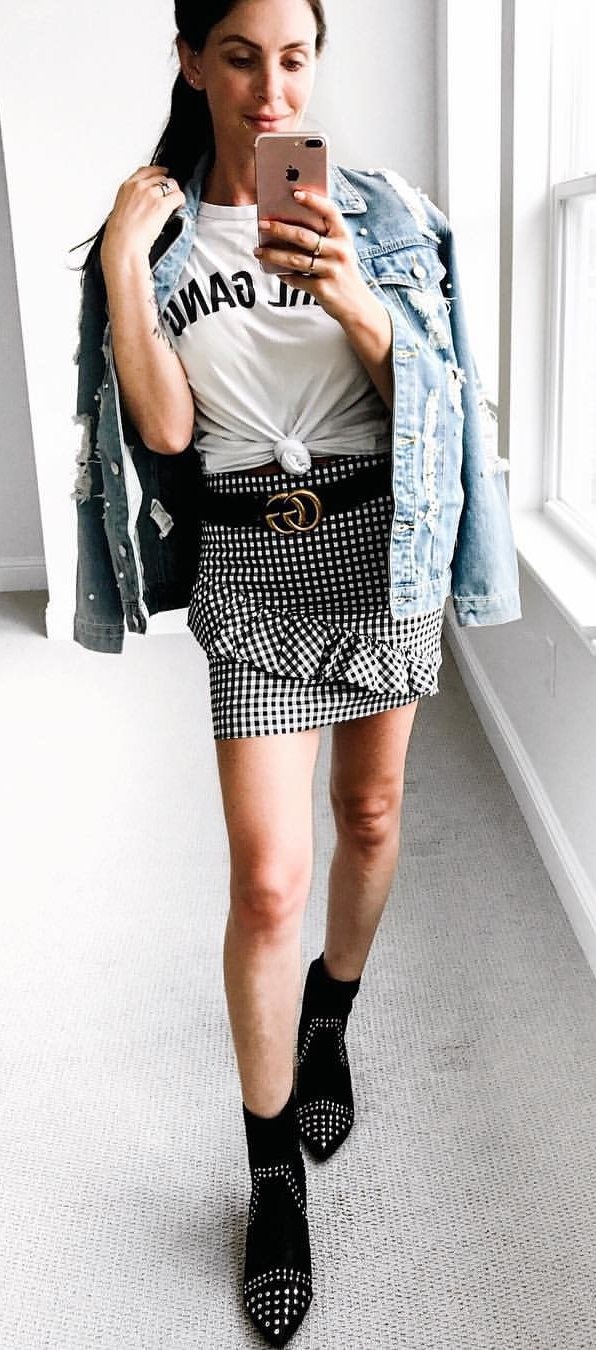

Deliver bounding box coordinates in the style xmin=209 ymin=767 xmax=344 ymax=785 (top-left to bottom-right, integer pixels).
xmin=272 ymin=438 xmax=312 ymax=475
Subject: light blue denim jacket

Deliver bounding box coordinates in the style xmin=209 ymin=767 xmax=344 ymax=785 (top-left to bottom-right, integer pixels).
xmin=71 ymin=150 xmax=521 ymax=653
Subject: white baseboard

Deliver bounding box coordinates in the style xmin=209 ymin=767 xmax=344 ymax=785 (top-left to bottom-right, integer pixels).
xmin=0 ymin=557 xmax=47 ymax=591
xmin=444 ymin=602 xmax=596 ymax=981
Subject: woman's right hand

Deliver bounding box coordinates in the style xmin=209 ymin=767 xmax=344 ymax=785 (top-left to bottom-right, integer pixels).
xmin=100 ymin=164 xmax=186 ymax=271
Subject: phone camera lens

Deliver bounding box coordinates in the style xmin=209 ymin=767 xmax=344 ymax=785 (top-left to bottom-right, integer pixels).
xmin=305 ymin=138 xmax=323 ymax=148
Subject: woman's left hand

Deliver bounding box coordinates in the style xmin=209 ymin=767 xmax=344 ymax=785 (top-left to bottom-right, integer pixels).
xmin=253 ymin=188 xmax=371 ymax=327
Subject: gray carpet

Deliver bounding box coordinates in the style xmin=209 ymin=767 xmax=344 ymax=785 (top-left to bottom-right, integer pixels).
xmin=1 ymin=593 xmax=596 ymax=1348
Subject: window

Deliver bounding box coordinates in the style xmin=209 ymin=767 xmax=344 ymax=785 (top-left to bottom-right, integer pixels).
xmin=546 ymin=0 xmax=596 ymax=560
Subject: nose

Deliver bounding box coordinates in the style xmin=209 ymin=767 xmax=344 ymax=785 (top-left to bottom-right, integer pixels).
xmin=255 ymin=61 xmax=284 ymax=105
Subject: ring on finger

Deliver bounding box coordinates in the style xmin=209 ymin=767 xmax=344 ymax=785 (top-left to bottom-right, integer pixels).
xmin=308 ymin=233 xmax=323 ymax=272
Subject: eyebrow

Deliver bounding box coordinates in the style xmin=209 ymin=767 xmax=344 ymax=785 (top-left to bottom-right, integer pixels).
xmin=219 ymin=35 xmax=312 ymax=51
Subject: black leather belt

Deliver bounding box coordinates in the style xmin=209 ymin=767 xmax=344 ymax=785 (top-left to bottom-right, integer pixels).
xmin=199 ymin=457 xmax=393 ymax=534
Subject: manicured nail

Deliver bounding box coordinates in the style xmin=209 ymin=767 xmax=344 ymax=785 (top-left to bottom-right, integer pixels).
xmin=293 ymin=189 xmax=306 ymax=199
xmin=258 ymin=219 xmax=271 ymax=229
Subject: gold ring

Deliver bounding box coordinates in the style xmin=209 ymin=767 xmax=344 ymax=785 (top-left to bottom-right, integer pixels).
xmin=308 ymin=234 xmax=323 ymax=272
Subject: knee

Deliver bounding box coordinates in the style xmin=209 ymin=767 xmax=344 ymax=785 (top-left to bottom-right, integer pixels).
xmin=330 ymin=787 xmax=402 ymax=850
xmin=230 ymin=859 xmax=309 ymax=936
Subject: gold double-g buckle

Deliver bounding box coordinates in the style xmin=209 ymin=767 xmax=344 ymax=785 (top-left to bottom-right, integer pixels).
xmin=264 ymin=487 xmax=324 ymax=534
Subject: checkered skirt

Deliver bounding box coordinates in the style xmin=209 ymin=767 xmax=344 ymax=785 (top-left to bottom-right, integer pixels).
xmin=187 ymin=451 xmax=445 ymax=739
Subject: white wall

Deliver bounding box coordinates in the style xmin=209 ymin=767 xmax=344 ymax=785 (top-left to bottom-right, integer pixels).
xmin=310 ymin=0 xmax=438 ymax=181
xmin=0 ymin=126 xmax=45 ymax=590
xmin=0 ymin=0 xmax=437 ymax=631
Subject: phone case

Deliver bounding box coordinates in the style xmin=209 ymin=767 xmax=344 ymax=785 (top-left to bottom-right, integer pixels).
xmin=254 ymin=132 xmax=330 ymax=275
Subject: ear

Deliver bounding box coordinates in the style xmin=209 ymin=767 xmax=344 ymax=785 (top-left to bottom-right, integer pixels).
xmin=176 ymin=34 xmax=205 ymax=91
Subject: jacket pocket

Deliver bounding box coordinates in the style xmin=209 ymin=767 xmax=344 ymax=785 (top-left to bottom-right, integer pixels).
xmin=363 ymin=242 xmax=454 ymax=357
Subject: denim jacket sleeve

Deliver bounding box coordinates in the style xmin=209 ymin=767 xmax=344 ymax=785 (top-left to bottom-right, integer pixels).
xmin=436 ymin=212 xmax=522 ymax=627
xmin=71 ymin=256 xmax=126 ymax=653
xmin=71 ymin=244 xmax=203 ymax=654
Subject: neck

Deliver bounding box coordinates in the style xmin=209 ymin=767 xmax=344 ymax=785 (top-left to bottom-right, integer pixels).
xmin=202 ymin=141 xmax=258 ymax=206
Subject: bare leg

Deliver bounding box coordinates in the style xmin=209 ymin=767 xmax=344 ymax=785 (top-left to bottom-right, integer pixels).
xmin=215 ymin=726 xmax=321 ymax=1118
xmin=324 ymin=701 xmax=420 ymax=979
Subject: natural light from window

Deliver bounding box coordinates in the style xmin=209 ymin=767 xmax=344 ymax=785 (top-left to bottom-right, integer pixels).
xmin=549 ymin=0 xmax=596 ymax=545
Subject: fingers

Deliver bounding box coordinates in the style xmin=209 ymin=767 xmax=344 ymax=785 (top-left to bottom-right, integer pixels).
xmin=259 ymin=219 xmax=322 ymax=253
xmin=257 ymin=190 xmax=342 ymax=253
xmin=121 ymin=164 xmax=185 ymax=205
xmin=126 ymin=164 xmax=174 ymax=185
xmin=107 ymin=162 xmax=185 ymax=257
xmin=291 ymin=187 xmax=340 ymax=234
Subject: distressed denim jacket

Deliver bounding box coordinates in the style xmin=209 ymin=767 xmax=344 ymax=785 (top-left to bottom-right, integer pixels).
xmin=71 ymin=150 xmax=521 ymax=653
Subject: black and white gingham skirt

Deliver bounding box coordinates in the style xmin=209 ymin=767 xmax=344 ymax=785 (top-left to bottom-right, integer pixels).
xmin=187 ymin=450 xmax=445 ymax=739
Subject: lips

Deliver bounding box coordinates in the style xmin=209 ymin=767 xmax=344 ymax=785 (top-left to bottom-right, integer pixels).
xmin=246 ymin=116 xmax=287 ymax=126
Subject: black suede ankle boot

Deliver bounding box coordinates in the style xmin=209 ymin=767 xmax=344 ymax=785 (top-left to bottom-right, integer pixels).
xmin=295 ymin=952 xmax=362 ymax=1160
xmin=242 ymin=1087 xmax=313 ymax=1346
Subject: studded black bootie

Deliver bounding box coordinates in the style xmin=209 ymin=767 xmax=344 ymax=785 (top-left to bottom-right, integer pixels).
xmin=242 ymin=1088 xmax=313 ymax=1346
xmin=295 ymin=952 xmax=362 ymax=1160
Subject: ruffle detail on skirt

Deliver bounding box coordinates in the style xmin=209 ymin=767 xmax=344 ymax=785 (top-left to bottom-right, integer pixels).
xmin=200 ymin=604 xmax=440 ymax=696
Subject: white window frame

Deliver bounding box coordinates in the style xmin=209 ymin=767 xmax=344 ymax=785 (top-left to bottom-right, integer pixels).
xmin=497 ymin=0 xmax=596 ymax=652
xmin=543 ymin=173 xmax=596 ymax=566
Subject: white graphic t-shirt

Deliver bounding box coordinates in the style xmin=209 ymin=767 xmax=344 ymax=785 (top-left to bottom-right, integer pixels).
xmin=163 ymin=200 xmax=392 ymax=475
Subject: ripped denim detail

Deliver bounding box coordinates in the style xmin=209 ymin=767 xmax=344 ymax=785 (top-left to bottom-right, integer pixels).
xmin=446 ymin=363 xmax=467 ymax=418
xmin=478 ymin=394 xmax=510 ymax=476
xmin=422 ymin=388 xmax=441 ymax=534
xmin=70 ymin=412 xmax=95 ymax=504
xmin=376 ymin=169 xmax=443 ymax=244
xmin=405 ymin=287 xmax=451 ymax=352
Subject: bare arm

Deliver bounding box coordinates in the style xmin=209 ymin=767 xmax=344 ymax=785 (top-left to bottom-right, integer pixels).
xmin=340 ymin=291 xmax=394 ymax=411
xmin=97 ymin=164 xmax=194 ymax=455
xmin=102 ymin=249 xmax=195 ymax=455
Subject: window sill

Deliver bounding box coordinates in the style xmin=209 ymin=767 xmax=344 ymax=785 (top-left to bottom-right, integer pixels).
xmin=512 ymin=508 xmax=596 ymax=655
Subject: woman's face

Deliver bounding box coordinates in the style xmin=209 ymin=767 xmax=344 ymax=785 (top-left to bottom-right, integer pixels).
xmin=180 ymin=0 xmax=319 ymax=147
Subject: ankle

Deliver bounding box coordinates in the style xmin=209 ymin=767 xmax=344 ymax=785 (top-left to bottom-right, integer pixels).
xmin=305 ymin=951 xmax=362 ymax=1013
xmin=242 ymin=1086 xmax=303 ymax=1175
xmin=320 ymin=951 xmax=362 ymax=992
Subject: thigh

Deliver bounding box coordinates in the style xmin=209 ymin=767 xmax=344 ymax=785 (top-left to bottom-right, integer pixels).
xmin=329 ymin=702 xmax=419 ymax=819
xmin=215 ymin=728 xmax=322 ymax=898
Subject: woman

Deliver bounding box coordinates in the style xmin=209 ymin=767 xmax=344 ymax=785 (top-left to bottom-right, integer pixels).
xmin=73 ymin=0 xmax=520 ymax=1343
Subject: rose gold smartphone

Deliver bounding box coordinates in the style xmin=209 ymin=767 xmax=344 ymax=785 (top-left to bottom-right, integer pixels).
xmin=254 ymin=132 xmax=330 ymax=275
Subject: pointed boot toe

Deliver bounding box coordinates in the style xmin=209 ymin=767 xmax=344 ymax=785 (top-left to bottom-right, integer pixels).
xmin=243 ymin=1159 xmax=313 ymax=1345
xmin=296 ymin=1014 xmax=355 ymax=1160
xmin=296 ymin=1096 xmax=354 ymax=1160
xmin=243 ymin=1268 xmax=313 ymax=1346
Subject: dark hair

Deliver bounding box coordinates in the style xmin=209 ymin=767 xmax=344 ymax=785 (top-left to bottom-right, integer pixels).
xmin=69 ymin=0 xmax=327 ymax=283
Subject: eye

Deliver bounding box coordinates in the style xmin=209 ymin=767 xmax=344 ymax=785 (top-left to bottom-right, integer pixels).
xmin=284 ymin=60 xmax=304 ymax=71
xmin=229 ymin=56 xmax=253 ymax=68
